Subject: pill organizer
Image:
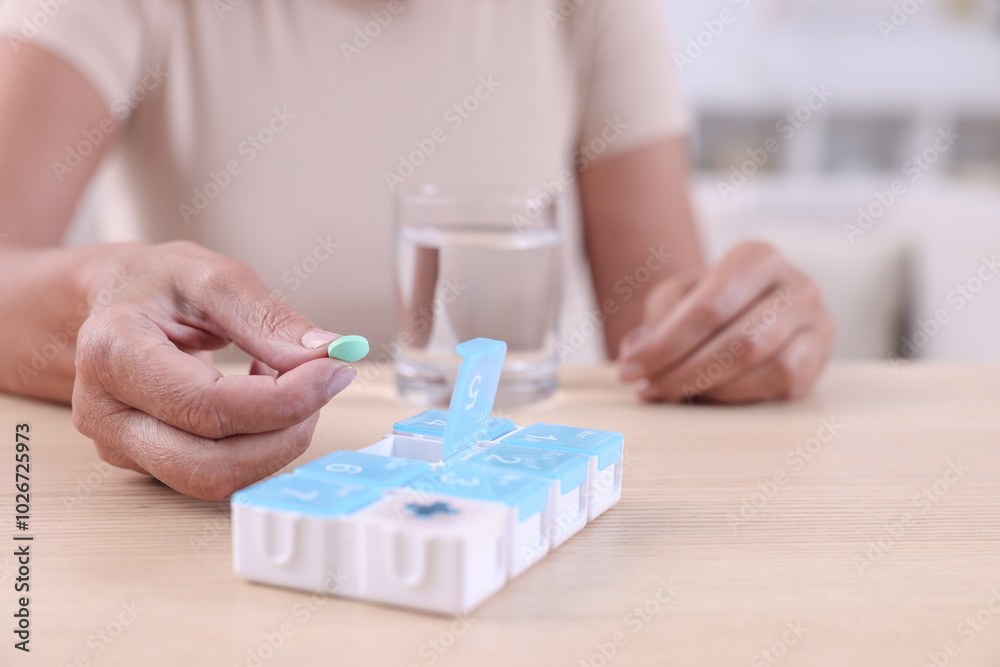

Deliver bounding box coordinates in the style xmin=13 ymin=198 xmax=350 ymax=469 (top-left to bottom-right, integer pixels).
xmin=231 ymin=338 xmax=624 ymax=615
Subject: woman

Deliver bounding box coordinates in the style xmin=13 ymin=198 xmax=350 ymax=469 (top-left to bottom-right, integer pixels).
xmin=0 ymin=0 xmax=834 ymax=499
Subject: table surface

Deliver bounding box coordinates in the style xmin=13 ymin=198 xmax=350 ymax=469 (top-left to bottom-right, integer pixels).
xmin=1 ymin=362 xmax=998 ymax=667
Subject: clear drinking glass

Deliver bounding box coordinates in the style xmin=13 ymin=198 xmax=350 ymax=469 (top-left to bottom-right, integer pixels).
xmin=393 ymin=185 xmax=562 ymax=407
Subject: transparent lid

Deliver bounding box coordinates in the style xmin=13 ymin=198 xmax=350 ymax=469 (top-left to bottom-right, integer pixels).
xmin=441 ymin=338 xmax=507 ymax=457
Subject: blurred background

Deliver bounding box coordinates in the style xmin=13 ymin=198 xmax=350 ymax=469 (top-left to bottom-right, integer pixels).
xmin=663 ymin=0 xmax=1000 ymax=361
xmin=46 ymin=0 xmax=1000 ymax=363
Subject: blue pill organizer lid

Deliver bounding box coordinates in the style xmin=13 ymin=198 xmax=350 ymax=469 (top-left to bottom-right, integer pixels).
xmin=441 ymin=338 xmax=507 ymax=457
xmin=501 ymin=423 xmax=624 ymax=471
xmin=410 ymin=464 xmax=549 ymax=522
xmin=232 ymin=474 xmax=382 ymax=518
xmin=393 ymin=409 xmax=516 ymax=442
xmin=294 ymin=450 xmax=431 ymax=488
xmin=458 ymin=443 xmax=588 ymax=495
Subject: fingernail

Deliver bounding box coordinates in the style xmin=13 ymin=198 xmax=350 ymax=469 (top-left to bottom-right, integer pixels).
xmin=327 ymin=365 xmax=357 ymax=399
xmin=302 ymin=329 xmax=337 ymax=349
xmin=620 ymin=361 xmax=645 ymax=382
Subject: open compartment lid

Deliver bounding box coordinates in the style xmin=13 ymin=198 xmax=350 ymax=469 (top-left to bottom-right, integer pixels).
xmin=441 ymin=338 xmax=507 ymax=458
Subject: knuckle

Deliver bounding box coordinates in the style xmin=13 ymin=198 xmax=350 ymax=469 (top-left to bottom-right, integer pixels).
xmin=76 ymin=308 xmax=142 ymax=382
xmin=179 ymin=250 xmax=249 ymax=300
xmin=752 ymin=240 xmax=780 ymax=260
xmin=93 ymin=442 xmax=112 ymax=463
xmin=71 ymin=402 xmax=97 ymax=438
xmin=739 ymin=330 xmax=770 ymax=366
xmin=747 ymin=241 xmax=790 ymax=278
xmin=74 ymin=315 xmax=112 ymax=377
xmin=763 ymin=248 xmax=790 ymax=277
xmin=689 ymin=298 xmax=723 ymax=330
xmin=185 ymin=453 xmax=237 ymax=501
xmin=274 ymin=394 xmax=313 ymax=428
xmin=733 ymin=240 xmax=777 ymax=264
xmin=73 ymin=411 xmax=133 ymax=471
xmin=259 ymin=298 xmax=297 ymax=331
xmin=176 ymin=394 xmax=232 ymax=440
xmin=278 ymin=427 xmax=313 ymax=464
xmin=258 ymin=303 xmax=300 ymax=339
xmin=225 ymin=258 xmax=260 ymax=286
xmin=92 ymin=440 xmax=120 ymax=467
xmin=200 ymin=259 xmax=241 ymax=296
xmin=772 ymin=352 xmax=800 ymax=389
xmin=797 ymin=280 xmax=823 ymax=308
xmin=160 ymin=239 xmax=209 ymax=260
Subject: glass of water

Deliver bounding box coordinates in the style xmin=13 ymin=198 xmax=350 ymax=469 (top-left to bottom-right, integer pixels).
xmin=393 ymin=185 xmax=562 ymax=407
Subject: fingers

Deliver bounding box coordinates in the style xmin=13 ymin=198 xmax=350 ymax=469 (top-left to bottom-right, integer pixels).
xmin=641 ymin=266 xmax=701 ymax=327
xmin=69 ymin=241 xmax=364 ymax=501
xmin=616 ymin=268 xmax=700 ymax=359
xmin=74 ymin=380 xmax=321 ymax=500
xmin=76 ymin=309 xmax=357 ymax=439
xmin=92 ymin=436 xmax=150 ymax=476
xmin=249 ymin=359 xmax=279 ymax=378
xmin=157 ymin=241 xmax=340 ymax=373
xmin=636 ymin=282 xmax=820 ymax=402
xmin=699 ymin=325 xmax=834 ymax=403
xmin=619 ymin=241 xmax=836 ymax=404
xmin=618 ymin=327 xmax=650 ymax=359
xmin=620 ymin=242 xmax=786 ymax=381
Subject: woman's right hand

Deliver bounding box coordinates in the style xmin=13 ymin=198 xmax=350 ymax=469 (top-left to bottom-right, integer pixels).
xmin=71 ymin=241 xmax=357 ymax=500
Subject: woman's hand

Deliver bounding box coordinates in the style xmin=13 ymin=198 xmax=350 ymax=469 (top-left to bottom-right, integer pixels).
xmin=617 ymin=242 xmax=835 ymax=403
xmin=71 ymin=241 xmax=356 ymax=500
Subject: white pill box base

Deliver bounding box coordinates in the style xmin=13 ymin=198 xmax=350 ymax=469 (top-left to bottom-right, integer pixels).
xmin=232 ymin=489 xmax=517 ymax=615
xmin=544 ymin=483 xmax=588 ymax=548
xmin=408 ymin=466 xmax=553 ymax=581
xmin=495 ymin=425 xmax=624 ymax=523
xmin=232 ymin=339 xmax=625 ymax=615
xmin=357 ymin=491 xmax=508 ymax=615
xmin=508 ymin=511 xmax=549 ymax=578
xmin=232 ymin=430 xmax=624 ymax=614
xmin=232 ymin=503 xmax=365 ymax=599
xmin=588 ymin=459 xmax=623 ymax=521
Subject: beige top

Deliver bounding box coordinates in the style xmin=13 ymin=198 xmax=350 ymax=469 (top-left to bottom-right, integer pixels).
xmin=0 ymin=0 xmax=688 ymax=355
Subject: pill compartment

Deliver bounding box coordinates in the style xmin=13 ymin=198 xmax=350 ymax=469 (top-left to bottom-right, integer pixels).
xmin=587 ymin=458 xmax=623 ymax=520
xmin=500 ymin=424 xmax=624 ymax=521
xmin=356 ymin=490 xmax=508 ymax=615
xmin=361 ymin=434 xmax=447 ymax=464
xmin=412 ymin=465 xmax=551 ymax=578
xmin=231 ymin=474 xmax=382 ymax=597
xmin=455 ymin=442 xmax=590 ymax=547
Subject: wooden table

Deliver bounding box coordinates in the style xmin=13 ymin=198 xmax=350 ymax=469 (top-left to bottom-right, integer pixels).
xmin=2 ymin=362 xmax=998 ymax=666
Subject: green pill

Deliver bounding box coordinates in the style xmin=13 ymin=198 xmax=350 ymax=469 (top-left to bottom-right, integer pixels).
xmin=327 ymin=335 xmax=370 ymax=363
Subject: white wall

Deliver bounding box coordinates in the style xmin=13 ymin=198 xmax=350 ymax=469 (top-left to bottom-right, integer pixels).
xmin=663 ymin=0 xmax=1000 ymax=360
